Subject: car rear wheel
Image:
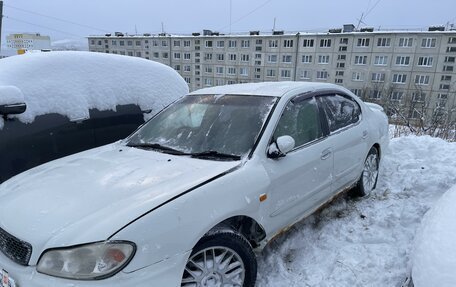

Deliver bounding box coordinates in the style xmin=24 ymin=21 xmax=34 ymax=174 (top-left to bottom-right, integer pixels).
xmin=354 ymin=146 xmax=379 ymax=197
xmin=181 ymin=230 xmax=257 ymax=287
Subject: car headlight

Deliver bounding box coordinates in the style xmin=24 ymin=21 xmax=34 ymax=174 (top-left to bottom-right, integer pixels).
xmin=37 ymin=241 xmax=136 ymax=280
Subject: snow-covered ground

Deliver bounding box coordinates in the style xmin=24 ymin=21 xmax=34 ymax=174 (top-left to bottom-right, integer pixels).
xmin=257 ymin=135 xmax=456 ymax=286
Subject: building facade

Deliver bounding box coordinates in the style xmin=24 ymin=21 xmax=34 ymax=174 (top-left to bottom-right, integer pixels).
xmin=88 ymin=27 xmax=456 ymax=123
xmin=7 ymin=33 xmax=51 ymax=52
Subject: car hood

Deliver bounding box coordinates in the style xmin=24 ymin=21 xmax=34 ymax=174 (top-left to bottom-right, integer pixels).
xmin=0 ymin=142 xmax=240 ymax=264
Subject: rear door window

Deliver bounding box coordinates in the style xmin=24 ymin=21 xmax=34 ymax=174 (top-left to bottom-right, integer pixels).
xmin=318 ymin=94 xmax=361 ymax=133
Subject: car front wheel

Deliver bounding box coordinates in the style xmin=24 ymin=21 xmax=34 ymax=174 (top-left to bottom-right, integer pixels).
xmin=355 ymin=146 xmax=379 ymax=197
xmin=181 ymin=230 xmax=257 ymax=287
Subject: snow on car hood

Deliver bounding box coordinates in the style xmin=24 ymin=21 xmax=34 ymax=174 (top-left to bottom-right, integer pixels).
xmin=412 ymin=184 xmax=456 ymax=287
xmin=0 ymin=142 xmax=239 ymax=264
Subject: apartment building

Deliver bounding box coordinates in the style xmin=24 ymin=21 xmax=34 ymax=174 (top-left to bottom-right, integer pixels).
xmin=88 ymin=26 xmax=456 ymax=122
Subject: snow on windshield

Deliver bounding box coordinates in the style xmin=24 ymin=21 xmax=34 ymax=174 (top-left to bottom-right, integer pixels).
xmin=0 ymin=51 xmax=188 ymax=129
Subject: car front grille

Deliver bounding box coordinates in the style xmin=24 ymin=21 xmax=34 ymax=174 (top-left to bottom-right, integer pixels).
xmin=0 ymin=227 xmax=32 ymax=266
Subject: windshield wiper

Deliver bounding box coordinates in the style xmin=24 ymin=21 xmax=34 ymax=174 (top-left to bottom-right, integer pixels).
xmin=127 ymin=143 xmax=187 ymax=155
xmin=190 ymin=150 xmax=241 ymax=161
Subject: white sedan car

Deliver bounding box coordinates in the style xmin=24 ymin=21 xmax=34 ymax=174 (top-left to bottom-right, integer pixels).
xmin=0 ymin=82 xmax=388 ymax=287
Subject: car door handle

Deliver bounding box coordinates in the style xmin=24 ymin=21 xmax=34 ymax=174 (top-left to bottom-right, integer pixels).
xmin=362 ymin=130 xmax=368 ymax=139
xmin=321 ymin=149 xmax=331 ymax=160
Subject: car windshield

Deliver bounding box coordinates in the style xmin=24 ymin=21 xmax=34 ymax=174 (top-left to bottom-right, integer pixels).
xmin=127 ymin=94 xmax=277 ymax=159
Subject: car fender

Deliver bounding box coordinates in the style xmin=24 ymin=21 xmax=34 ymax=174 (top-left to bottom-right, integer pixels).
xmin=110 ymin=160 xmax=270 ymax=273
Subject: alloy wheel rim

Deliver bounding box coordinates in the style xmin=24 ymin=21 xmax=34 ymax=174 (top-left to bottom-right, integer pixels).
xmin=181 ymin=246 xmax=245 ymax=287
xmin=362 ymin=153 xmax=378 ymax=195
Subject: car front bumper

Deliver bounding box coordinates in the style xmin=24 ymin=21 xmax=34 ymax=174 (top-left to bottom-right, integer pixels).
xmin=0 ymin=249 xmax=190 ymax=287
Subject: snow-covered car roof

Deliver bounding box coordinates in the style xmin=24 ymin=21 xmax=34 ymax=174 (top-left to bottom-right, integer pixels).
xmin=412 ymin=184 xmax=456 ymax=287
xmin=0 ymin=51 xmax=188 ymax=127
xmin=189 ymin=81 xmax=343 ymax=97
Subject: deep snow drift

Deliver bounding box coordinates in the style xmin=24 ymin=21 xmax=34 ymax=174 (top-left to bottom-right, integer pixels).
xmin=0 ymin=51 xmax=188 ymax=129
xmin=257 ymin=135 xmax=456 ymax=286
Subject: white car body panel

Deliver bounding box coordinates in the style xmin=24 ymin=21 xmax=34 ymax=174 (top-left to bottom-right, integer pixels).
xmin=0 ymin=82 xmax=389 ymax=286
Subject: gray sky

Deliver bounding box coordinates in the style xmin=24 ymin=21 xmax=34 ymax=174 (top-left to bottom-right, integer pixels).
xmin=2 ymin=0 xmax=456 ymax=47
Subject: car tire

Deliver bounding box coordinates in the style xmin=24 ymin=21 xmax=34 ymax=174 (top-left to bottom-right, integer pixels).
xmin=181 ymin=230 xmax=257 ymax=287
xmin=354 ymin=146 xmax=379 ymax=197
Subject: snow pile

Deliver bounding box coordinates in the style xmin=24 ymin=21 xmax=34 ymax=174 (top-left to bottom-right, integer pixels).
xmin=257 ymin=135 xmax=456 ymax=286
xmin=412 ymin=184 xmax=456 ymax=287
xmin=0 ymin=51 xmax=188 ymax=127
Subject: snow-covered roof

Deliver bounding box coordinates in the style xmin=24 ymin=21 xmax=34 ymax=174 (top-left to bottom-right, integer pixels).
xmin=0 ymin=51 xmax=188 ymax=127
xmin=189 ymin=81 xmax=342 ymax=97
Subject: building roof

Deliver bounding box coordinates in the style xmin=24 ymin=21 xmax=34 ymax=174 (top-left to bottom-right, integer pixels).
xmin=189 ymin=81 xmax=342 ymax=97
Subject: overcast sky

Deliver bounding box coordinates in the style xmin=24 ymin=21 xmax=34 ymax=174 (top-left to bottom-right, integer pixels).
xmin=1 ymin=0 xmax=456 ymax=47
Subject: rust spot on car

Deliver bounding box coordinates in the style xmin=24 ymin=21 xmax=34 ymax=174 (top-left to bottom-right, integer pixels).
xmin=259 ymin=193 xmax=268 ymax=202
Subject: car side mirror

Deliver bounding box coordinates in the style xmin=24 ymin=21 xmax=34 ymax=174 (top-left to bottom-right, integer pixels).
xmin=268 ymin=135 xmax=295 ymax=159
xmin=0 ymin=103 xmax=27 ymax=116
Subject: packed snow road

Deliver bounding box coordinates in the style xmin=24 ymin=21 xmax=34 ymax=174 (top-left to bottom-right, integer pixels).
xmin=257 ymin=135 xmax=456 ymax=287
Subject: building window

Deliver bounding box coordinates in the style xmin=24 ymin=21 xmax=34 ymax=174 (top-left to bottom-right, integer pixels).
xmin=440 ymin=84 xmax=450 ymax=90
xmin=266 ymin=69 xmax=276 ymax=77
xmin=268 ymin=54 xmax=278 ymax=63
xmin=421 ymin=38 xmax=436 ymax=48
xmin=268 ymin=40 xmax=278 ymax=48
xmin=377 ymin=38 xmax=391 ymax=47
xmin=135 ymin=40 xmax=141 ymax=46
xmin=127 ymin=51 xmax=133 ymax=56
xmin=351 ymin=89 xmax=363 ymax=97
xmin=216 ymin=66 xmax=224 ymax=74
xmin=256 ymin=39 xmax=262 ymax=45
xmin=228 ymin=40 xmax=237 ymax=48
xmin=184 ymin=65 xmax=191 ymax=72
xmin=136 ymin=51 xmax=142 ymax=57
xmin=338 ymin=54 xmax=346 ymax=60
xmin=204 ymin=78 xmax=213 ymax=86
xmin=335 ymin=79 xmax=344 ymax=84
xmin=216 ymin=54 xmax=224 ymax=61
xmin=111 ymin=40 xmax=117 ymax=46
xmin=283 ymin=39 xmax=294 ymax=48
xmin=443 ymin=65 xmax=454 ymax=72
xmin=228 ymin=53 xmax=237 ymax=61
xmin=216 ymin=40 xmax=224 ymax=48
xmin=174 ymin=52 xmax=181 ymax=59
xmin=412 ymin=92 xmax=426 ymax=102
xmin=336 ymin=62 xmax=345 ymax=68
xmin=183 ymin=40 xmax=191 ymax=47
xmin=371 ymin=73 xmax=386 ymax=82
xmin=335 ymin=71 xmax=344 ymax=76
xmin=241 ymin=40 xmax=250 ymax=48
xmin=204 ymin=53 xmax=213 ymax=61
xmin=240 ymin=54 xmax=250 ymax=62
xmin=281 ymin=69 xmax=291 ymax=78
xmin=174 ymin=65 xmax=181 ymax=71
xmin=417 ymin=56 xmax=433 ymax=67
xmin=227 ymin=67 xmax=236 ymax=75
xmin=352 ymin=72 xmax=364 ymax=81
xmin=414 ymin=75 xmax=430 ymax=85
xmin=184 ymin=77 xmax=191 ymax=84
xmin=205 ymin=66 xmax=213 ymax=73
xmin=370 ymin=90 xmax=382 ymax=99
xmin=447 ymin=47 xmax=456 ymax=52
xmin=184 ymin=53 xmax=191 ymax=60
xmin=444 ymin=56 xmax=455 ymax=63
xmin=392 ymin=74 xmax=407 ymax=84
xmin=215 ymin=79 xmax=224 ymax=86
xmin=300 ymin=70 xmax=310 ymax=79
xmin=161 ymin=40 xmax=168 ymax=47
xmin=240 ymin=67 xmax=249 ymax=76
xmin=316 ymin=71 xmax=329 ymax=79
xmin=318 ymin=55 xmax=330 ymax=64
xmin=162 ymin=52 xmax=169 ymax=59
xmin=441 ymin=75 xmax=452 ymax=81
xmin=205 ymin=40 xmax=213 ymax=48
xmin=374 ymin=55 xmax=388 ymax=66
xmin=357 ymin=38 xmax=370 ymax=47
xmin=340 ymin=38 xmax=349 ymax=44
xmin=153 ymin=52 xmax=159 ymax=58
xmin=173 ymin=40 xmax=181 ymax=47
xmin=282 ymin=55 xmax=293 ymax=63
xmin=354 ymin=55 xmax=368 ymax=65
xmin=320 ymin=39 xmax=331 ymax=48
xmin=395 ymin=56 xmax=410 ymax=66
xmin=302 ymin=55 xmax=312 ymax=63
xmin=391 ymin=91 xmax=404 ymax=101
xmin=339 ymin=46 xmax=348 ymax=52
xmin=127 ymin=40 xmax=133 ymax=46
xmin=398 ymin=37 xmax=413 ymax=47
xmin=448 ymin=37 xmax=456 ymax=44
xmin=302 ymin=39 xmax=314 ymax=47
